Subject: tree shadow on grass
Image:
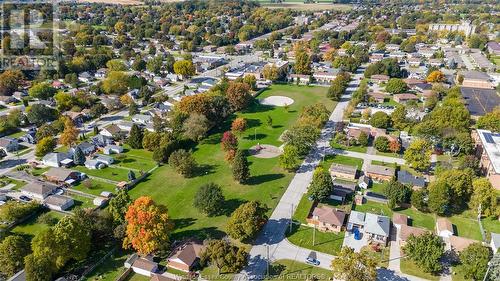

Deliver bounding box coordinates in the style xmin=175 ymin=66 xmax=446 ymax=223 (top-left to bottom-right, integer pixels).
xmin=200 ymin=132 xmax=223 ymax=145
xmin=172 ymin=227 xmax=226 ymax=241
xmin=245 ymin=118 xmax=262 ymax=129
xmin=171 ymin=217 xmax=197 ymax=230
xmin=246 ymin=173 xmax=285 ymax=186
xmin=222 ymin=198 xmax=247 ymax=216
xmin=243 ymin=133 xmax=267 ymax=141
xmin=193 ymin=163 xmax=217 ymax=177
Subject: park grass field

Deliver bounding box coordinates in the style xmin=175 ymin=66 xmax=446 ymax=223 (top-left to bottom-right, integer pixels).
xmin=128 ymin=84 xmax=335 ymax=240
xmin=286 ymin=224 xmax=344 ymax=256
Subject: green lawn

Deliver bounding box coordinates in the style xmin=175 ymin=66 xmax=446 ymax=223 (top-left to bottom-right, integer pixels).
xmin=400 ymin=258 xmax=440 ymax=281
xmin=330 ymin=141 xmax=367 ymax=153
xmin=292 ymin=195 xmax=314 ymax=224
xmin=72 ymin=194 xmax=96 ymax=209
xmin=123 ymin=273 xmax=150 ymax=281
xmin=320 ymin=154 xmax=363 ymax=170
xmin=447 ymin=216 xmax=482 ymax=241
xmin=128 ymin=85 xmax=335 ymax=240
xmin=481 ymin=216 xmax=500 ymax=238
xmin=112 ymin=146 xmax=156 ymax=172
xmin=0 ymin=177 xmax=27 ymax=190
xmin=370 ymin=182 xmax=385 ymax=194
xmin=31 ymin=167 xmax=50 ymax=177
xmin=361 ymin=245 xmax=390 ymax=268
xmin=74 ymin=166 xmax=129 ymax=183
xmin=371 ymin=160 xmax=397 ymax=167
xmin=71 ymin=179 xmax=116 ymax=196
xmin=11 ymin=211 xmax=65 ymax=239
xmin=83 ymin=250 xmax=131 ymax=281
xmin=266 ymin=259 xmax=332 ymax=281
xmin=286 ymin=224 xmax=344 ymax=256
xmin=375 ymin=150 xmax=401 ymax=158
xmin=353 ymin=200 xmax=436 ymax=230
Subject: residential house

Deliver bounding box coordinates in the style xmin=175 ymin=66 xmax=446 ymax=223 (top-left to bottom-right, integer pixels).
xmin=487 ymin=42 xmax=500 ymax=55
xmin=103 ymin=145 xmax=123 ymax=155
xmin=331 ymin=180 xmax=356 ymax=202
xmin=70 ymin=142 xmax=95 ymax=156
xmin=118 ymin=121 xmax=134 ymax=132
xmin=0 ymin=95 xmax=18 ymax=106
xmin=289 ymin=74 xmax=310 ymax=85
xmin=393 ymin=93 xmax=419 ymax=104
xmin=392 ymin=213 xmax=408 ymax=230
xmin=93 ymin=197 xmax=109 ymax=207
xmin=95 ymin=154 xmax=114 ymax=165
xmin=347 ymin=210 xmax=366 ymax=230
xmin=365 ymin=164 xmax=395 ymax=182
xmin=397 ymin=170 xmax=426 ymax=188
xmin=358 ymin=175 xmax=370 ymax=189
xmin=92 ymin=135 xmax=114 ymax=147
xmin=63 ymin=111 xmax=86 ymax=125
xmin=44 ymin=168 xmax=81 ymax=185
xmin=21 ymin=182 xmax=57 ymax=200
xmin=370 ymin=74 xmax=390 ymax=84
xmin=44 ymin=195 xmax=74 ymax=211
xmin=78 ymin=71 xmax=93 ymax=83
xmin=399 ymin=225 xmax=428 ymax=246
xmin=459 ymin=71 xmax=494 ymax=89
xmin=308 ymin=206 xmax=346 ymax=233
xmin=490 ymin=233 xmax=500 ymax=254
xmin=413 ymin=83 xmax=432 ymax=93
xmin=364 ymin=213 xmax=391 ymax=245
xmin=132 ymin=114 xmax=152 ymax=125
xmin=450 ymin=236 xmax=480 ymax=253
xmin=408 ymin=57 xmax=422 ymax=67
xmin=167 ymin=241 xmax=205 ymax=272
xmin=125 ymin=254 xmax=158 ymax=277
xmin=0 ymin=137 xmax=19 ymax=152
xmin=313 ymin=69 xmax=340 ymax=84
xmin=20 ymin=131 xmax=36 ymax=144
xmin=329 ymin=163 xmax=358 ymax=180
xmin=436 ymin=218 xmax=454 ymax=238
xmin=42 ymin=152 xmax=72 ymax=168
xmin=472 ymin=130 xmax=500 ymax=189
xmin=85 ymin=159 xmax=106 ymax=170
xmin=100 ymin=124 xmax=122 ymax=138
xmin=368 ymin=92 xmax=387 ymax=103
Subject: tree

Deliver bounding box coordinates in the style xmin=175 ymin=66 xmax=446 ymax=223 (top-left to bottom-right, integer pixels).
xmin=477 ymin=107 xmax=500 ymax=132
xmin=232 ymin=150 xmax=250 ymax=183
xmin=294 ymin=46 xmax=311 ymax=75
xmin=108 ymin=189 xmax=131 ymax=225
xmin=385 ymin=78 xmax=408 ymax=94
xmin=331 ymin=247 xmax=377 ymax=281
xmin=27 ymin=104 xmax=58 ymax=126
xmin=226 ymin=82 xmax=252 ymax=111
xmin=101 ymin=71 xmax=129 ymax=95
xmin=59 ymin=118 xmax=78 ymax=147
xmin=374 ymin=136 xmax=390 ymax=152
xmin=168 ymin=149 xmax=197 ymax=178
xmin=262 ymin=65 xmax=280 ymax=81
xmin=106 ymin=59 xmax=127 ymax=71
xmin=127 ymin=124 xmax=143 ymax=149
xmin=35 ymin=137 xmax=56 ymax=157
xmin=231 ymin=118 xmax=247 ymax=135
xmin=0 ymin=70 xmax=23 ymax=96
xmin=391 ymin=105 xmax=408 ymax=130
xmin=389 ymin=140 xmax=401 ymax=154
xmin=469 ymin=178 xmax=498 ymax=217
xmin=279 ymin=145 xmax=301 ymax=171
xmin=384 ymin=180 xmax=412 ymax=209
xmin=73 ymin=146 xmax=85 ymax=165
xmin=173 ymin=60 xmax=196 ymax=79
xmin=200 ymin=240 xmax=248 ymax=274
xmin=427 ymin=70 xmax=446 ymax=83
xmin=428 ymin=169 xmax=474 ymax=215
xmin=193 ymin=183 xmax=225 ymax=216
xmin=403 ymin=233 xmax=444 ymax=273
xmin=282 ymin=124 xmax=319 ymax=156
xmin=129 ymin=102 xmax=139 ymax=116
xmin=243 ymin=75 xmax=257 ymax=90
xmin=221 ymin=131 xmax=238 ymax=152
xmin=24 ymin=254 xmax=53 ymax=281
xmin=146 ymin=56 xmax=163 ymax=74
xmin=370 ymin=111 xmax=392 ymax=129
xmin=358 ymin=131 xmax=369 ymax=147
xmin=53 ymin=215 xmax=92 ymax=267
xmin=411 ymin=188 xmax=428 ymax=212
xmin=123 ymin=196 xmax=173 ymax=255
xmin=458 ymin=243 xmax=491 ymax=280
xmin=182 ymin=113 xmax=211 ymax=141
xmin=227 ymin=201 xmax=267 ymax=241
xmin=28 ymin=82 xmax=57 ymax=99
xmin=266 ymin=115 xmax=273 ymax=127
xmin=0 ymin=235 xmax=31 ymax=277
xmin=404 ymin=139 xmax=432 ymax=171
xmin=308 ymin=167 xmax=333 ymax=201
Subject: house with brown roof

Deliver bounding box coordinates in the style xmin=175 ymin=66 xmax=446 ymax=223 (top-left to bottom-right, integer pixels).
xmin=459 ymin=70 xmax=494 ymax=89
xmin=44 ymin=195 xmax=74 ymax=211
xmin=331 ymin=180 xmax=356 ymax=203
xmin=368 ymin=92 xmax=387 ymax=103
xmin=44 ymin=168 xmax=81 ymax=185
xmin=399 ymin=225 xmax=428 ymax=246
xmin=449 ymin=236 xmax=480 ymax=253
xmin=436 ymin=218 xmax=454 ymax=238
xmin=329 ymin=163 xmax=358 ymax=180
xmin=393 ymin=93 xmax=419 ymax=104
xmin=365 ymin=164 xmax=395 ymax=182
xmin=167 ymin=242 xmax=204 ymax=272
xmin=307 ymin=206 xmax=346 ymax=233
xmin=125 ymin=254 xmax=158 ymax=277
xmin=371 ymin=74 xmax=390 ymax=84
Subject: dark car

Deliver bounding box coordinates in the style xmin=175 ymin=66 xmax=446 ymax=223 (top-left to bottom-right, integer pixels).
xmin=19 ymin=196 xmax=32 ymax=202
xmin=306 ymin=257 xmax=320 ymax=266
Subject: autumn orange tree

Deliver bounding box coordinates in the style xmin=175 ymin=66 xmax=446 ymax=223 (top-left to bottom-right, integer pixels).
xmin=123 ymin=196 xmax=174 ymax=255
xmin=426 ymin=70 xmax=446 ymax=83
xmin=231 ymin=117 xmax=247 ymax=135
xmin=226 ymin=82 xmax=252 ymax=111
xmin=59 ymin=117 xmax=79 ymax=147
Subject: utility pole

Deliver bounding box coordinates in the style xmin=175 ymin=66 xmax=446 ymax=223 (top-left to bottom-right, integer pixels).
xmin=290 ymin=203 xmax=293 ymax=233
xmin=266 ymin=244 xmax=270 ymax=277
xmin=312 ymin=223 xmax=316 ymax=246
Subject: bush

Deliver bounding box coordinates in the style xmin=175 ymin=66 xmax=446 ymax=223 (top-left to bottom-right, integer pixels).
xmin=0 ymin=201 xmax=40 ymax=222
xmin=168 ymin=149 xmax=196 ymax=177
xmin=374 ymin=136 xmax=390 ymax=152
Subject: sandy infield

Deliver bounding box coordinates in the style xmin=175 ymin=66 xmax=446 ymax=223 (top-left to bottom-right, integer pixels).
xmin=260 ymin=96 xmax=294 ymax=107
xmin=249 ymin=144 xmax=283 ymax=158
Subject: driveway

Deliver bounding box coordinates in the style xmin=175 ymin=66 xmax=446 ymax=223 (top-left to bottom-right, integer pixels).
xmin=342 ymin=230 xmax=368 ymax=253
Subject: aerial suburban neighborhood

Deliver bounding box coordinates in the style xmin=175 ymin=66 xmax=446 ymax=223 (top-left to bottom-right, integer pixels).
xmin=0 ymin=0 xmax=498 ymax=281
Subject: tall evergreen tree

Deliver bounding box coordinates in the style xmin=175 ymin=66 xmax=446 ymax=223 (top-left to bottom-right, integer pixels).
xmin=73 ymin=146 xmax=85 ymax=166
xmin=232 ymin=150 xmax=250 ymax=183
xmin=127 ymin=124 xmax=143 ymax=149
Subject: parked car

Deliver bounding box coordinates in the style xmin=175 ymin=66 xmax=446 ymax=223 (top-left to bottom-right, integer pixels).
xmin=306 ymin=257 xmax=320 ymax=266
xmin=19 ymin=195 xmax=32 ymax=202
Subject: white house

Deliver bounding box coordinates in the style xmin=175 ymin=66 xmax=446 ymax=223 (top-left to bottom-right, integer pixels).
xmin=436 ymin=218 xmax=454 ymax=238
xmin=132 ymin=114 xmax=152 ymax=125
xmin=85 ymin=159 xmax=106 ymax=170
xmin=358 ymin=175 xmax=370 ymax=189
xmin=491 ymin=233 xmax=500 ymax=254
xmin=103 ymin=145 xmax=123 ymax=155
xmin=42 ymin=153 xmax=72 ymax=168
xmin=124 ymin=254 xmax=158 ymax=277
xmin=44 ymin=195 xmax=74 ymax=211
xmin=100 ymin=124 xmax=122 ymax=138
xmin=95 ymin=154 xmax=114 ymax=165
xmin=21 ymin=182 xmax=57 ymax=201
xmin=93 ymin=197 xmax=108 ymax=207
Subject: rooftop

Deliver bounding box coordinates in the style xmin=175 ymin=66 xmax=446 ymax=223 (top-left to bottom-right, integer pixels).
xmin=364 ymin=213 xmax=390 ymax=237
xmin=461 ymin=87 xmax=500 ymax=117
xmin=312 ymin=206 xmax=346 ymax=226
xmin=477 ymin=129 xmax=500 ymax=174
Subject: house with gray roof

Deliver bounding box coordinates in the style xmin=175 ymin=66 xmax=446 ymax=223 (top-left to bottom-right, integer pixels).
xmin=397 ymin=170 xmax=426 ymax=188
xmin=347 ymin=210 xmax=365 ymax=230
xmin=44 ymin=195 xmax=74 ymax=211
xmin=364 ymin=213 xmax=390 ymax=245
xmin=21 ymin=182 xmax=57 ymax=200
xmin=491 ymin=233 xmax=500 ymax=254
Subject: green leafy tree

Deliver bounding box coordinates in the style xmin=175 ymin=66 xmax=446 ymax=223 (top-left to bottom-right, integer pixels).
xmin=53 ymin=215 xmax=92 ymax=267
xmin=73 ymin=146 xmax=85 ymax=166
xmin=358 ymin=131 xmax=369 ymax=147
xmin=428 ymin=169 xmax=474 ymax=215
xmin=27 ymin=104 xmax=58 ymax=126
xmin=331 ymin=247 xmax=378 ymax=281
xmin=35 ymin=137 xmax=57 ymax=157
xmin=384 ymin=180 xmax=412 ymax=209
xmin=127 ymin=124 xmax=143 ymax=149
xmin=391 ymin=105 xmax=409 ymax=130
xmin=28 ymin=82 xmax=57 ymax=99
xmin=294 ymin=48 xmax=311 ymax=75
xmin=308 ymin=167 xmax=333 ymax=201
xmin=200 ymin=240 xmax=248 ymax=274
xmin=477 ymin=107 xmax=500 ymax=132
xmin=168 ymin=149 xmax=197 ymax=178
xmin=108 ymin=189 xmax=131 ymax=225
xmin=469 ymin=178 xmax=498 ymax=217
xmin=411 ymin=188 xmax=428 ymax=212
xmin=458 ymin=243 xmax=491 ymax=280
xmin=182 ymin=113 xmax=211 ymax=141
xmin=24 ymin=254 xmax=53 ymax=281
xmin=129 ymin=102 xmax=139 ymax=116
xmin=279 ymin=145 xmax=301 ymax=171
xmin=374 ymin=136 xmax=390 ymax=152
xmin=404 ymin=139 xmax=432 ymax=171
xmin=227 ymin=201 xmax=267 ymax=241
xmin=282 ymin=124 xmax=319 ymax=156
xmin=173 ymin=60 xmax=196 ymax=79
xmin=0 ymin=235 xmax=31 ymax=277
xmin=385 ymin=78 xmax=408 ymax=94
xmin=232 ymin=150 xmax=250 ymax=183
xmin=370 ymin=111 xmax=392 ymax=129
xmin=101 ymin=71 xmax=129 ymax=95
xmin=403 ymin=233 xmax=444 ymax=273
xmin=193 ymin=183 xmax=225 ymax=216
